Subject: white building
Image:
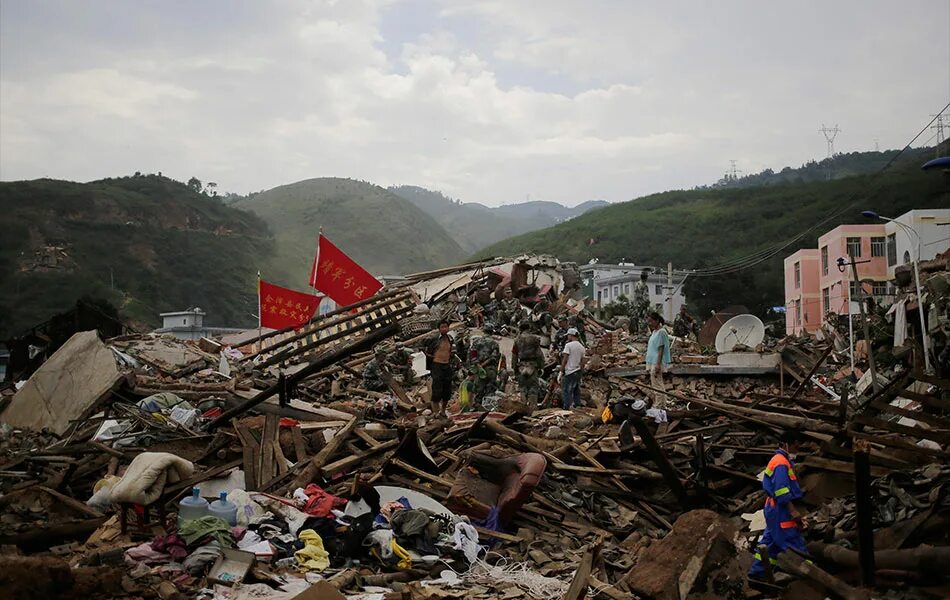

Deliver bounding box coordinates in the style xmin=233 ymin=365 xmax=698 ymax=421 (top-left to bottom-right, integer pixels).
xmin=884 ymin=209 xmax=950 ymax=276
xmin=154 ymin=307 xmax=244 ymax=340
xmin=580 ymin=262 xmax=688 ymax=321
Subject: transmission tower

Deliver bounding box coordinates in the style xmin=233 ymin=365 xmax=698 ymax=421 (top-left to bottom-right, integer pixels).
xmin=874 ymin=138 xmax=880 ymax=152
xmin=931 ymin=113 xmax=946 ymax=147
xmin=819 ymin=123 xmax=840 ymax=158
xmin=728 ymin=159 xmax=742 ymax=180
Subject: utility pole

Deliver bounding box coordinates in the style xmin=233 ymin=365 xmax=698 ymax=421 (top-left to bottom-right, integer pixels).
xmin=848 ymin=256 xmax=880 ymax=392
xmin=819 ymin=124 xmax=840 ymax=158
xmin=667 ymin=262 xmax=673 ymax=323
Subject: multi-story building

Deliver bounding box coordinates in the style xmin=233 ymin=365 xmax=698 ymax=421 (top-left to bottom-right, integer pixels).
xmin=580 ymin=262 xmax=687 ymax=321
xmin=783 ymin=209 xmax=949 ymax=336
xmin=817 ymin=224 xmax=890 ymax=319
xmin=784 ymin=249 xmax=821 ymax=335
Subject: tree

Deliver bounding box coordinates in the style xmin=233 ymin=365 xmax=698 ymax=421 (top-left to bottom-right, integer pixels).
xmin=187 ymin=177 xmax=202 ymax=193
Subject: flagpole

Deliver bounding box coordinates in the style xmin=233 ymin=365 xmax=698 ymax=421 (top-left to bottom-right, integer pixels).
xmin=257 ymin=271 xmax=263 ymax=352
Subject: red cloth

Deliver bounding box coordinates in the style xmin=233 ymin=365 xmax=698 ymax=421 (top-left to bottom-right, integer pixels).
xmin=308 ymin=234 xmax=382 ymax=307
xmin=259 ymin=279 xmax=321 ymax=330
xmin=302 ymin=484 xmax=348 ymax=517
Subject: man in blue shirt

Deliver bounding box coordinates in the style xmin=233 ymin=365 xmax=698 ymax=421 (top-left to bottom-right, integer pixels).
xmin=749 ymin=431 xmax=808 ymax=579
xmin=645 ymin=312 xmax=671 ymax=409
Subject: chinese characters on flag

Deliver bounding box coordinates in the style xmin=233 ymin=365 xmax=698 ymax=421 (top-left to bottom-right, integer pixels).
xmin=308 ymin=234 xmax=382 ymax=306
xmin=259 ymin=279 xmax=321 ymax=330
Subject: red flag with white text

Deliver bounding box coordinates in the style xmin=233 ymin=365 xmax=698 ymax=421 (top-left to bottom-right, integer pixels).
xmin=259 ymin=279 xmax=321 ymax=330
xmin=308 ymin=234 xmax=382 ymax=306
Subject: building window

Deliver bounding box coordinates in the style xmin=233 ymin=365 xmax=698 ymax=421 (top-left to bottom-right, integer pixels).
xmin=903 ymin=250 xmax=911 ymax=264
xmin=820 ymin=246 xmax=828 ymax=276
xmin=822 ymin=287 xmax=830 ymax=314
xmin=655 ymin=284 xmax=663 ymax=295
xmin=794 ymin=262 xmax=801 ymax=288
xmin=887 ymin=233 xmax=897 ymax=266
xmin=623 ymin=283 xmax=630 ymax=294
xmin=794 ymin=299 xmax=801 ymax=325
xmin=602 ymin=288 xmax=609 ymax=301
xmin=613 ymin=285 xmax=620 ymax=297
xmin=871 ymin=237 xmax=885 ymax=257
xmin=846 ymin=237 xmax=862 ymax=258
xmin=872 ymin=282 xmax=888 ymax=297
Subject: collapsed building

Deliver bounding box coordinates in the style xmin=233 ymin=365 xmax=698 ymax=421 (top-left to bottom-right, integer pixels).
xmin=0 ymin=254 xmax=947 ymax=600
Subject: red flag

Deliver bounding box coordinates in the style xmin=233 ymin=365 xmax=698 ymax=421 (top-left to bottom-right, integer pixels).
xmin=259 ymin=279 xmax=321 ymax=330
xmin=308 ymin=234 xmax=382 ymax=306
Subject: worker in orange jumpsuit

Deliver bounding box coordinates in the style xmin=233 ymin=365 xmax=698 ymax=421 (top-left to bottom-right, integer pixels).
xmin=749 ymin=431 xmax=808 ymax=578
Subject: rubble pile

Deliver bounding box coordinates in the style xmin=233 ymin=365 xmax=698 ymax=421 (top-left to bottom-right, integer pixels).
xmin=0 ymin=255 xmax=948 ymax=599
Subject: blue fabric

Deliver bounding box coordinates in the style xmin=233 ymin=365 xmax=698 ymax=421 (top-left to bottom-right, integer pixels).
xmin=748 ymin=525 xmax=808 ymax=577
xmin=562 ymin=371 xmax=582 ymax=409
xmin=374 ymin=496 xmax=413 ymax=526
xmin=646 ymin=329 xmax=671 ymax=366
xmin=472 ymin=505 xmax=501 ymax=531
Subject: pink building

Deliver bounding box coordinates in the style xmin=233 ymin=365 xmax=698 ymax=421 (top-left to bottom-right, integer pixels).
xmin=784 ymin=249 xmax=821 ymax=335
xmin=817 ymin=224 xmax=890 ymax=319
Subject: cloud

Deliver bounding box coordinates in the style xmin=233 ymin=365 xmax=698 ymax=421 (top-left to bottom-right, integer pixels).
xmin=1 ymin=0 xmax=947 ymax=204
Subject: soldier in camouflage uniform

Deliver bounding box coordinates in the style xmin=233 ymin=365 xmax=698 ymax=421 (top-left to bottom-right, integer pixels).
xmin=467 ymin=335 xmax=501 ymax=400
xmin=385 ymin=343 xmax=415 ymax=385
xmin=552 ymin=315 xmax=570 ymax=354
xmin=499 ymin=287 xmax=523 ymax=330
xmin=672 ymin=305 xmax=699 ymax=340
xmin=512 ymin=321 xmax=544 ymax=405
xmin=629 ymin=271 xmax=651 ymax=335
xmin=362 ymin=348 xmax=389 ymax=392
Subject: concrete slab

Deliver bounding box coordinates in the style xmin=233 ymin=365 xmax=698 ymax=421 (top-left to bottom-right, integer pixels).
xmin=2 ymin=331 xmax=122 ymax=434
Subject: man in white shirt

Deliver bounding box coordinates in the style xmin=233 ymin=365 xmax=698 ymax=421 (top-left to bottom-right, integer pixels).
xmin=560 ymin=328 xmax=587 ymax=409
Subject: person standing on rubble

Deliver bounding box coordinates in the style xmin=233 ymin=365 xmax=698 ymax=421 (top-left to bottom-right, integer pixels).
xmin=560 ymin=328 xmax=587 ymax=409
xmin=386 ymin=342 xmax=415 ymax=386
xmin=424 ymin=320 xmax=456 ymax=415
xmin=630 ymin=271 xmax=651 ymax=335
xmin=645 ymin=312 xmax=671 ymax=409
xmin=749 ymin=431 xmax=809 ymax=579
xmin=552 ymin=315 xmax=570 ymax=355
xmin=513 ymin=321 xmax=544 ymax=407
xmin=468 ymin=335 xmax=501 ymax=401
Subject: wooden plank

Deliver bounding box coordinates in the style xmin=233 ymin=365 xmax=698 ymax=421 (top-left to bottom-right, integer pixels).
xmin=803 ymin=455 xmax=889 ymax=478
xmin=259 ymin=414 xmax=278 ymax=484
xmin=852 ymin=414 xmax=950 ymax=446
xmin=320 ymin=439 xmax=399 ymax=477
xmin=234 ymin=423 xmax=260 ymax=491
xmin=870 ymin=398 xmax=950 ymax=430
xmin=285 ymin=417 xmax=359 ymax=492
xmin=629 ymin=417 xmax=692 ymax=507
xmin=848 ymin=430 xmax=950 ymax=459
xmin=891 ymin=389 xmax=950 ymax=412
xmin=355 ymin=428 xmax=383 ymax=448
xmin=390 ymin=459 xmax=455 ymax=487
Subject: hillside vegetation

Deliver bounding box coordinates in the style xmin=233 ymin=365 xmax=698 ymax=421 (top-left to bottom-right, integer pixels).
xmin=390 ymin=185 xmax=608 ymax=253
xmin=479 ymin=147 xmax=950 ymax=316
xmin=233 ymin=178 xmax=467 ymax=284
xmin=0 ymin=175 xmax=273 ymax=336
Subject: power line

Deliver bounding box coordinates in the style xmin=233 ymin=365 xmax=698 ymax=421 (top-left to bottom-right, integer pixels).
xmin=687 ymin=102 xmax=950 ymax=278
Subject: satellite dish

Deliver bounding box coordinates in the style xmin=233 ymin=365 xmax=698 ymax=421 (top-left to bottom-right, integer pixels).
xmin=715 ymin=314 xmax=766 ymax=353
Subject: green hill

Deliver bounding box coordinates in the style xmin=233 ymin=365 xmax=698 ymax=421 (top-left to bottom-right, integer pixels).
xmin=390 ymin=185 xmax=608 ymax=253
xmin=233 ymin=178 xmax=467 ymax=284
xmin=478 ymin=147 xmax=950 ymax=316
xmin=0 ymin=175 xmax=273 ymax=336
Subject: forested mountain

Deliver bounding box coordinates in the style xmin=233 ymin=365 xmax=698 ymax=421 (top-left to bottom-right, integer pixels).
xmin=233 ymin=178 xmax=467 ymax=284
xmin=390 ymin=185 xmax=608 ymax=253
xmin=479 ymin=145 xmax=950 ymax=316
xmin=0 ymin=175 xmax=272 ymax=336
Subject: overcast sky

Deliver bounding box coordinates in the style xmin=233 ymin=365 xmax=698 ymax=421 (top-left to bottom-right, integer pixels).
xmin=2 ymin=1 xmax=948 ymax=206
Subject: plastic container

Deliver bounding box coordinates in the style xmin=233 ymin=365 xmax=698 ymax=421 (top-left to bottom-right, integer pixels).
xmin=209 ymin=491 xmax=238 ymax=526
xmin=178 ymin=487 xmax=210 ymax=528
